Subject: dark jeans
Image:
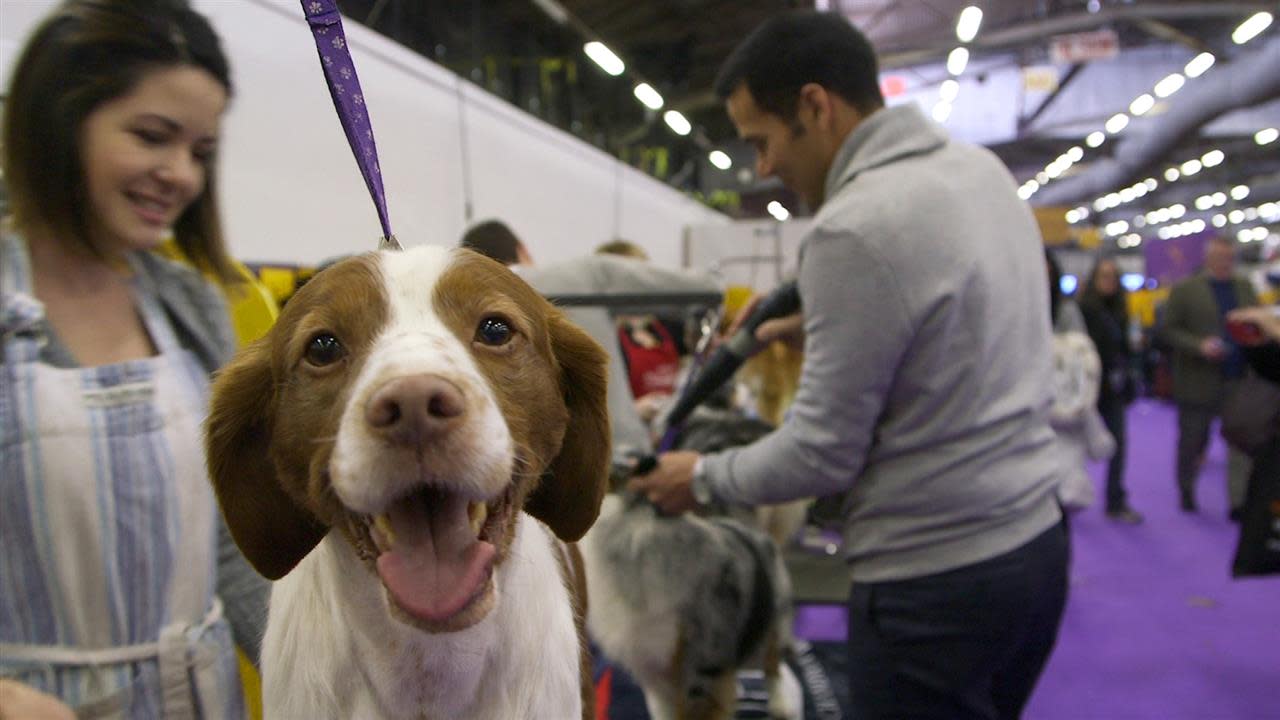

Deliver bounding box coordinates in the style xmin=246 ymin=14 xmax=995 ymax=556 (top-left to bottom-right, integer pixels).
xmin=1098 ymin=397 xmax=1129 ymax=511
xmin=846 ymin=520 xmax=1069 ymax=720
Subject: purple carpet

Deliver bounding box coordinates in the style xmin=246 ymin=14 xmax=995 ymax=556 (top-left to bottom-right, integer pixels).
xmin=793 ymin=399 xmax=1279 ymax=719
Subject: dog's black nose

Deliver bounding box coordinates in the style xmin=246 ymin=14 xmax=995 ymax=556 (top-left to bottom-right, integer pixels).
xmin=366 ymin=374 xmax=465 ymax=445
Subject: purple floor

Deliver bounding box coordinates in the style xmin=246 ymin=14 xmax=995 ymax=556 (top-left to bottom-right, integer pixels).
xmin=793 ymin=399 xmax=1279 ymax=720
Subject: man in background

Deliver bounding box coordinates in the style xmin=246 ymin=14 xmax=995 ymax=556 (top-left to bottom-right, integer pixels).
xmin=1162 ymin=234 xmax=1257 ymax=518
xmin=631 ymin=12 xmax=1068 ymax=719
xmin=460 ymin=219 xmax=534 ymax=267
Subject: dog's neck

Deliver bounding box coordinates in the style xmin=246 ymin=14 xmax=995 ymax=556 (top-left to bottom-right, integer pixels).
xmin=261 ymin=513 xmax=582 ymax=720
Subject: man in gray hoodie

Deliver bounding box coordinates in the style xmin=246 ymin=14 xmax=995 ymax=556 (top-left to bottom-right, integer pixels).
xmin=631 ymin=12 xmax=1068 ymax=719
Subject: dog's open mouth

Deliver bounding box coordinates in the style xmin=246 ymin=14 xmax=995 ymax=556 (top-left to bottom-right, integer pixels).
xmin=367 ymin=484 xmax=514 ymax=628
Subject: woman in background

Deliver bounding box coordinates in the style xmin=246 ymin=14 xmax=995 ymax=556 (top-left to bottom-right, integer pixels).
xmin=1080 ymin=257 xmax=1144 ymax=524
xmin=0 ymin=1 xmax=265 ymax=716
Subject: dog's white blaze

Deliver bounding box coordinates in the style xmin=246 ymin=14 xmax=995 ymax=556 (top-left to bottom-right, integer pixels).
xmin=330 ymin=246 xmax=515 ymax=513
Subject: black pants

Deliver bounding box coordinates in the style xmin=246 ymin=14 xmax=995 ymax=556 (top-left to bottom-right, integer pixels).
xmin=846 ymin=520 xmax=1069 ymax=720
xmin=1098 ymin=397 xmax=1129 ymax=511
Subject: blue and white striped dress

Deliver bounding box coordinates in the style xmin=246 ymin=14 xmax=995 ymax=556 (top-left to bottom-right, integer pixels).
xmin=0 ymin=233 xmax=243 ymax=719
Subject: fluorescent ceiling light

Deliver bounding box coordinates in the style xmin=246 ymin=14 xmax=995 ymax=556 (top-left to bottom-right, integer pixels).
xmin=932 ymin=101 xmax=953 ymax=123
xmin=1067 ymin=146 xmax=1084 ymax=162
xmin=1201 ymin=149 xmax=1224 ymax=167
xmin=1105 ymin=113 xmax=1129 ymax=134
xmin=947 ymin=47 xmax=970 ymax=76
xmin=1164 ymin=167 xmax=1180 ymax=182
xmin=709 ymin=150 xmax=732 ymax=170
xmin=1256 ymin=127 xmax=1279 ymax=145
xmin=663 ymin=110 xmax=691 ymax=135
xmin=633 ymin=83 xmax=664 ymax=110
xmin=1154 ymin=73 xmax=1185 ymax=98
xmin=1180 ymin=159 xmax=1202 ymax=176
xmin=1129 ymin=93 xmax=1155 ymax=116
xmin=1184 ymin=52 xmax=1215 ymax=78
xmin=1231 ymin=185 xmax=1250 ymax=200
xmin=956 ymin=6 xmax=983 ymax=43
xmin=767 ymin=201 xmax=791 ymax=221
xmin=1085 ymin=131 xmax=1106 ymax=148
xmin=1233 ymin=12 xmax=1273 ymax=44
xmin=583 ymin=41 xmax=625 ymax=76
xmin=940 ymin=79 xmax=960 ymax=102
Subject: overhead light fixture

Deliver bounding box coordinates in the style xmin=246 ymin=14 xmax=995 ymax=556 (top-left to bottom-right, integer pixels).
xmin=583 ymin=41 xmax=625 ymax=76
xmin=1180 ymin=159 xmax=1202 ymax=176
xmin=1164 ymin=167 xmax=1180 ymax=182
xmin=1153 ymin=73 xmax=1185 ymax=98
xmin=1105 ymin=113 xmax=1129 ymax=134
xmin=1201 ymin=149 xmax=1225 ymax=167
xmin=1256 ymin=127 xmax=1279 ymax=145
xmin=530 ymin=0 xmax=569 ymax=25
xmin=1184 ymin=52 xmax=1215 ymax=78
xmin=709 ymin=150 xmax=732 ymax=170
xmin=1129 ymin=93 xmax=1155 ymax=116
xmin=1086 ymin=131 xmax=1106 ymax=148
xmin=1232 ymin=11 xmax=1273 ymax=45
xmin=1144 ymin=178 xmax=1158 ymax=190
xmin=940 ymin=79 xmax=960 ymax=102
xmin=1067 ymin=146 xmax=1084 ymax=162
xmin=932 ymin=101 xmax=953 ymax=123
xmin=633 ymin=83 xmax=664 ymax=110
xmin=956 ymin=6 xmax=983 ymax=43
xmin=767 ymin=200 xmax=791 ymax=221
xmin=1213 ymin=214 xmax=1228 ymax=228
xmin=947 ymin=47 xmax=970 ymax=76
xmin=1231 ymin=185 xmax=1250 ymax=200
xmin=663 ymin=110 xmax=691 ymax=135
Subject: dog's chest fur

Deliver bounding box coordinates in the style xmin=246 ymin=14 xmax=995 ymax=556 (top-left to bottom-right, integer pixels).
xmin=263 ymin=517 xmax=581 ymax=719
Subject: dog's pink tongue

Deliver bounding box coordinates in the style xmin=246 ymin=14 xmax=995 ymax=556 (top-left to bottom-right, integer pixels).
xmin=376 ymin=492 xmax=496 ymax=623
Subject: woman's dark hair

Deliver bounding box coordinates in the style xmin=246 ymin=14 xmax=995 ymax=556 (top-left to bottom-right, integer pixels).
xmin=460 ymin=220 xmax=524 ymax=266
xmin=713 ymin=11 xmax=885 ymax=120
xmin=1080 ymin=256 xmax=1129 ymax=320
xmin=2 ymin=0 xmax=237 ymax=281
xmin=1045 ymin=249 xmax=1064 ymax=327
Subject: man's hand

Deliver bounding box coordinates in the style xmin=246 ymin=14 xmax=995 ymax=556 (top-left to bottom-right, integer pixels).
xmin=626 ymin=450 xmax=700 ymax=515
xmin=0 ymin=679 xmax=75 ymax=720
xmin=1199 ymin=336 xmax=1227 ymax=361
xmin=725 ymin=295 xmax=805 ymax=354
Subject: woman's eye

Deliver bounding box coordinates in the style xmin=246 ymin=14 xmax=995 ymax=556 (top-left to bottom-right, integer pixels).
xmin=132 ymin=129 xmax=166 ymax=145
xmin=305 ymin=333 xmax=346 ymax=366
xmin=475 ymin=317 xmax=512 ymax=346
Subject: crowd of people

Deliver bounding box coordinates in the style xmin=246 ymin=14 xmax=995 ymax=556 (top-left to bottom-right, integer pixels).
xmin=1 ymin=2 xmax=1275 ymax=719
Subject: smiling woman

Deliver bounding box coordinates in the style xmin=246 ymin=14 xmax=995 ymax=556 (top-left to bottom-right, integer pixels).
xmin=0 ymin=1 xmax=267 ymax=718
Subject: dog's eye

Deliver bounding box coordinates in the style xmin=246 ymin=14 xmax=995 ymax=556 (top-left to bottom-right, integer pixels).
xmin=475 ymin=317 xmax=512 ymax=346
xmin=305 ymin=333 xmax=346 ymax=366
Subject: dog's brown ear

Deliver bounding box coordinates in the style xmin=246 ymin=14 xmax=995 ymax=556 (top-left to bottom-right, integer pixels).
xmin=526 ymin=312 xmax=611 ymax=542
xmin=205 ymin=339 xmax=326 ymax=580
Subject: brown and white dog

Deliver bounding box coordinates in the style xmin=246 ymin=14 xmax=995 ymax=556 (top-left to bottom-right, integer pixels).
xmin=205 ymin=245 xmax=610 ymax=719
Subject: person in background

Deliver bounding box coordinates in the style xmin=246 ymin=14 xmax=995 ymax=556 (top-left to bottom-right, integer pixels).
xmin=1046 ymin=250 xmax=1116 ymax=516
xmin=0 ymin=1 xmax=266 ymax=716
xmin=460 ymin=218 xmax=534 ymax=267
xmin=1161 ymin=235 xmax=1257 ymax=518
xmin=631 ymin=12 xmax=1067 ymax=719
xmin=595 ymin=239 xmax=682 ymax=423
xmin=1080 ymin=257 xmax=1144 ymax=523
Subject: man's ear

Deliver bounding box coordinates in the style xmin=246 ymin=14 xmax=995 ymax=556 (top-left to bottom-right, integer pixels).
xmin=797 ymin=83 xmax=831 ymax=128
xmin=524 ymin=311 xmax=611 ymax=542
xmin=205 ymin=339 xmax=327 ymax=580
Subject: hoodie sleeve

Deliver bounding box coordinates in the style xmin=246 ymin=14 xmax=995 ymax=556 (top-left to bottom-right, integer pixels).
xmin=703 ymin=227 xmax=914 ymax=505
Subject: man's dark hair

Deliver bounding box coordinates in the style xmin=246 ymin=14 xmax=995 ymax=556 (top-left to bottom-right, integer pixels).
xmin=714 ymin=11 xmax=884 ymax=119
xmin=460 ymin=219 xmax=523 ymax=266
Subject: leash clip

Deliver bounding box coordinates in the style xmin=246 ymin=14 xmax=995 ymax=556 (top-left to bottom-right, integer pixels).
xmin=378 ymin=235 xmax=402 ymax=251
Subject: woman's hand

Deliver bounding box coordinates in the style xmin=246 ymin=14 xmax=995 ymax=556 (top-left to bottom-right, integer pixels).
xmin=0 ymin=679 xmax=75 ymax=720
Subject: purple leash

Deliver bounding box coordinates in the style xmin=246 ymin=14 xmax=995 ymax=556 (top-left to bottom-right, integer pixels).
xmin=300 ymin=0 xmax=398 ymax=250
